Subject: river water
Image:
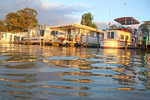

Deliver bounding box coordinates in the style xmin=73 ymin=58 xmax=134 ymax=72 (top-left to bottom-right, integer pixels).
xmin=0 ymin=44 xmax=150 ymax=100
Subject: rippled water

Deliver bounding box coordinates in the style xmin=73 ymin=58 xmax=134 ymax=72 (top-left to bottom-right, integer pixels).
xmin=0 ymin=44 xmax=150 ymax=100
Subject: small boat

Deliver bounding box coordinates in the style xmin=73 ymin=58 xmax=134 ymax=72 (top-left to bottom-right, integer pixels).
xmin=100 ymin=30 xmax=132 ymax=48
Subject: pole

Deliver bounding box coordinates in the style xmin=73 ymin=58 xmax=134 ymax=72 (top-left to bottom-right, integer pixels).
xmin=108 ymin=10 xmax=111 ymax=30
xmin=86 ymin=32 xmax=88 ymax=47
xmin=124 ymin=3 xmax=126 ymax=27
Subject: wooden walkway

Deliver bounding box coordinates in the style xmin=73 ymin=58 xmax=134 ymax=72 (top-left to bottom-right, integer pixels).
xmin=17 ymin=41 xmax=82 ymax=47
xmin=16 ymin=41 xmax=150 ymax=49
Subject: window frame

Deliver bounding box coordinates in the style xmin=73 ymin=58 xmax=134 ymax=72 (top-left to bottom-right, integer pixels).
xmin=107 ymin=32 xmax=114 ymax=39
xmin=120 ymin=35 xmax=124 ymax=40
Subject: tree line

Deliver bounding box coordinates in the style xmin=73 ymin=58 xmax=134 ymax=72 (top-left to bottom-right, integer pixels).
xmin=0 ymin=7 xmax=38 ymax=32
xmin=0 ymin=8 xmax=99 ymax=33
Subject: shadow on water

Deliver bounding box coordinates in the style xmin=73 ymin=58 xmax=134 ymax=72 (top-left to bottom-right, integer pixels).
xmin=0 ymin=44 xmax=150 ymax=100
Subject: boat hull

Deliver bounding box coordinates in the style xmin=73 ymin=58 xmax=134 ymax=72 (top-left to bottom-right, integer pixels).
xmin=100 ymin=39 xmax=127 ymax=48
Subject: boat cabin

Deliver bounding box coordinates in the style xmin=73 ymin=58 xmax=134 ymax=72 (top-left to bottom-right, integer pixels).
xmin=100 ymin=30 xmax=131 ymax=48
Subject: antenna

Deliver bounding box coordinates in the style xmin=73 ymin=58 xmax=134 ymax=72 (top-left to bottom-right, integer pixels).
xmin=124 ymin=3 xmax=127 ymax=26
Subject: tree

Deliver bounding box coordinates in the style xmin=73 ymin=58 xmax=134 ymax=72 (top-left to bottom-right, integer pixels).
xmin=17 ymin=7 xmax=38 ymax=31
xmin=118 ymin=25 xmax=125 ymax=29
xmin=92 ymin=23 xmax=98 ymax=29
xmin=139 ymin=23 xmax=149 ymax=35
xmin=81 ymin=12 xmax=93 ymax=27
xmin=0 ymin=20 xmax=5 ymax=32
xmin=4 ymin=7 xmax=38 ymax=32
xmin=81 ymin=12 xmax=98 ymax=29
xmin=110 ymin=24 xmax=118 ymax=30
xmin=5 ymin=12 xmax=20 ymax=32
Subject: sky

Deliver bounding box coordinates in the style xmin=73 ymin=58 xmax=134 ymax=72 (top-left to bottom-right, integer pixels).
xmin=0 ymin=0 xmax=149 ymax=29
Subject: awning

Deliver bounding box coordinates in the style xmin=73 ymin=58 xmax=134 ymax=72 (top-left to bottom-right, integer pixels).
xmin=114 ymin=17 xmax=140 ymax=25
xmin=50 ymin=23 xmax=104 ymax=34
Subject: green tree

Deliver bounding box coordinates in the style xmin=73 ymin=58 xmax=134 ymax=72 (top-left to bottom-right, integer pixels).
xmin=4 ymin=7 xmax=38 ymax=32
xmin=92 ymin=23 xmax=98 ymax=29
xmin=139 ymin=23 xmax=149 ymax=34
xmin=0 ymin=20 xmax=5 ymax=32
xmin=110 ymin=24 xmax=118 ymax=30
xmin=81 ymin=12 xmax=93 ymax=27
xmin=17 ymin=7 xmax=38 ymax=31
xmin=5 ymin=12 xmax=20 ymax=32
xmin=81 ymin=12 xmax=98 ymax=29
xmin=118 ymin=25 xmax=125 ymax=29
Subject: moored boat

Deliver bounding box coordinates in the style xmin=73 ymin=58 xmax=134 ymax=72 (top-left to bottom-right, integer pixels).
xmin=100 ymin=30 xmax=131 ymax=48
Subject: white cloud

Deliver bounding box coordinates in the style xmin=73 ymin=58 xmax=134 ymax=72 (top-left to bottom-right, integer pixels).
xmin=0 ymin=0 xmax=85 ymax=26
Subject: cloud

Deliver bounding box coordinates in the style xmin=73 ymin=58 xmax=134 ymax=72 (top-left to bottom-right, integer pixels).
xmin=0 ymin=0 xmax=85 ymax=26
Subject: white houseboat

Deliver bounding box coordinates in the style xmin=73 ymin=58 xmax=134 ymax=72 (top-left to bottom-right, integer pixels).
xmin=21 ymin=23 xmax=104 ymax=47
xmin=100 ymin=30 xmax=131 ymax=48
xmin=50 ymin=23 xmax=104 ymax=47
xmin=25 ymin=26 xmax=66 ymax=43
xmin=0 ymin=32 xmax=28 ymax=43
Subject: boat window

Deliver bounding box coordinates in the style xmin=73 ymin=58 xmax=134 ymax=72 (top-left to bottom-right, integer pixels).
xmin=107 ymin=32 xmax=114 ymax=39
xmin=126 ymin=36 xmax=128 ymax=40
xmin=89 ymin=32 xmax=96 ymax=37
xmin=107 ymin=32 xmax=110 ymax=39
xmin=121 ymin=35 xmax=124 ymax=39
xmin=111 ymin=32 xmax=114 ymax=39
xmin=51 ymin=31 xmax=58 ymax=36
xmin=40 ymin=30 xmax=44 ymax=36
xmin=102 ymin=34 xmax=104 ymax=39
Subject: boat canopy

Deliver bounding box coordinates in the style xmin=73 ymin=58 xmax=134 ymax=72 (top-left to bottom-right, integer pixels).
xmin=114 ymin=17 xmax=140 ymax=25
xmin=143 ymin=21 xmax=150 ymax=24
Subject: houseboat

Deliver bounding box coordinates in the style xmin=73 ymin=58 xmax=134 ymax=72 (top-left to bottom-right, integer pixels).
xmin=19 ymin=23 xmax=104 ymax=47
xmin=0 ymin=32 xmax=28 ymax=44
xmin=24 ymin=26 xmax=66 ymax=43
xmin=100 ymin=30 xmax=131 ymax=48
xmin=50 ymin=23 xmax=104 ymax=47
xmin=100 ymin=17 xmax=141 ymax=49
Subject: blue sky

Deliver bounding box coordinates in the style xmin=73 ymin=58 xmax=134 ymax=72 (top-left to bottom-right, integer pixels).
xmin=0 ymin=0 xmax=149 ymax=29
xmin=44 ymin=0 xmax=150 ymax=22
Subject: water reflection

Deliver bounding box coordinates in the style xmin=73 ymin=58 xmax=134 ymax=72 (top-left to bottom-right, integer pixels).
xmin=0 ymin=44 xmax=150 ymax=100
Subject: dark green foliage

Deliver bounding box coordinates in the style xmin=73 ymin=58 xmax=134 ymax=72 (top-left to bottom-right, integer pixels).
xmin=140 ymin=23 xmax=149 ymax=34
xmin=81 ymin=12 xmax=98 ymax=29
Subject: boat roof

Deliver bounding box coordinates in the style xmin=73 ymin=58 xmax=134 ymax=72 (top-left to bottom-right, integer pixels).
xmin=50 ymin=23 xmax=104 ymax=34
xmin=143 ymin=21 xmax=150 ymax=24
xmin=114 ymin=17 xmax=140 ymax=25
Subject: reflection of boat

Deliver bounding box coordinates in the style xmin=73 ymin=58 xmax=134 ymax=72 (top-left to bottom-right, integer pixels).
xmin=100 ymin=30 xmax=131 ymax=48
